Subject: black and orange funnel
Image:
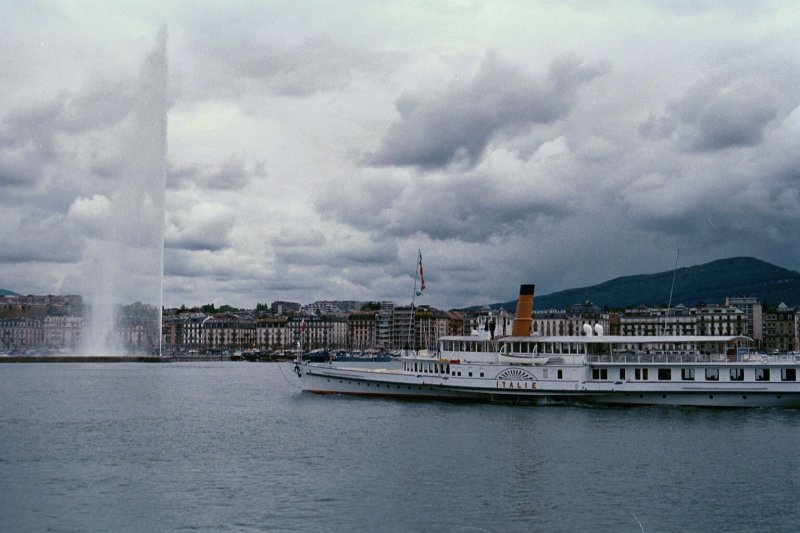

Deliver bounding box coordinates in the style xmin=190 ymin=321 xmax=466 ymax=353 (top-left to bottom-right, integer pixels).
xmin=511 ymin=284 xmax=535 ymax=336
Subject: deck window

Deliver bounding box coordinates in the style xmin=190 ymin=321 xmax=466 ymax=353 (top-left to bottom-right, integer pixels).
xmin=592 ymin=368 xmax=608 ymax=380
xmin=657 ymin=368 xmax=672 ymax=381
xmin=635 ymin=368 xmax=649 ymax=380
xmin=705 ymin=368 xmax=719 ymax=381
xmin=755 ymin=368 xmax=770 ymax=382
xmin=729 ymin=368 xmax=744 ymax=381
xmin=681 ymin=368 xmax=695 ymax=381
xmin=781 ymin=368 xmax=796 ymax=381
xmin=557 ymin=369 xmax=563 ymax=379
xmin=619 ymin=368 xmax=626 ymax=380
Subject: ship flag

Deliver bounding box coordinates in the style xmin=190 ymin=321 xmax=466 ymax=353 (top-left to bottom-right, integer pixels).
xmin=416 ymin=250 xmax=426 ymax=296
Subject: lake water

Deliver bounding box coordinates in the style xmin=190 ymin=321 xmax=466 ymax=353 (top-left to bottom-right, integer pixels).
xmin=1 ymin=362 xmax=798 ymax=532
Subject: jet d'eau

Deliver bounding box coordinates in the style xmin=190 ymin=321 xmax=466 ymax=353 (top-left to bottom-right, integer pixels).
xmin=75 ymin=29 xmax=167 ymax=356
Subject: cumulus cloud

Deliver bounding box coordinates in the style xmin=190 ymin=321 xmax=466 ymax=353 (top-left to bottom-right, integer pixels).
xmin=66 ymin=194 xmax=111 ymax=237
xmin=166 ymin=202 xmax=235 ymax=251
xmin=368 ymin=52 xmax=607 ymax=169
xmin=319 ymin=147 xmax=575 ymax=243
xmin=275 ymin=234 xmax=400 ymax=270
xmin=0 ymin=212 xmax=82 ymax=264
xmin=641 ymin=74 xmax=783 ymax=152
xmin=168 ymin=153 xmax=261 ymax=190
xmin=189 ymin=31 xmax=389 ymax=99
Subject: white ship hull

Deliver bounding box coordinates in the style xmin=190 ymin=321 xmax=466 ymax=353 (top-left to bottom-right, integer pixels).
xmin=292 ymin=360 xmax=800 ymax=408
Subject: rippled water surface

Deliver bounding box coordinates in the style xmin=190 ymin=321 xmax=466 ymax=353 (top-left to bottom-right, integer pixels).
xmin=1 ymin=362 xmax=799 ymax=532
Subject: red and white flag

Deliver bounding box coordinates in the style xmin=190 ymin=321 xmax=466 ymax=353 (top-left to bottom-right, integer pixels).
xmin=418 ymin=250 xmax=426 ymax=292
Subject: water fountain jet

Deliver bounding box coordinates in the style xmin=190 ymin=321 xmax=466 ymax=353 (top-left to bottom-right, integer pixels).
xmin=80 ymin=28 xmax=167 ymax=356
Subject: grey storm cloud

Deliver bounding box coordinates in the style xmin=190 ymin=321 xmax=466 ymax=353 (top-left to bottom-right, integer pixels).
xmin=165 ymin=202 xmax=235 ymax=252
xmin=275 ymin=237 xmax=400 ymax=270
xmin=0 ymin=212 xmax=82 ymax=264
xmin=384 ymin=176 xmax=571 ymax=242
xmin=168 ymin=154 xmax=260 ymax=191
xmin=317 ymin=169 xmax=573 ymax=244
xmin=640 ymin=74 xmax=784 ymax=152
xmin=368 ymin=52 xmax=608 ymax=169
xmin=191 ymin=32 xmax=389 ymax=99
xmin=0 ymin=74 xmax=138 ymax=190
xmin=3 ymin=77 xmax=135 ymax=139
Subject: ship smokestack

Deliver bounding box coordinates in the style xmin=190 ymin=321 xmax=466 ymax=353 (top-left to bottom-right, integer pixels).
xmin=511 ymin=284 xmax=535 ymax=336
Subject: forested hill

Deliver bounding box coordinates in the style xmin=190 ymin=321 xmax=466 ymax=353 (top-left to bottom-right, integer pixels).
xmin=490 ymin=257 xmax=800 ymax=312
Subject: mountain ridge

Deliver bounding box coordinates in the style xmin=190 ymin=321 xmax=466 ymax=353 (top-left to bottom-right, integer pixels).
xmin=487 ymin=256 xmax=800 ymax=312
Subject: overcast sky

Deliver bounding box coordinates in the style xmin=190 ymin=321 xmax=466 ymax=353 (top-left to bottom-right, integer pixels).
xmin=1 ymin=1 xmax=798 ymax=309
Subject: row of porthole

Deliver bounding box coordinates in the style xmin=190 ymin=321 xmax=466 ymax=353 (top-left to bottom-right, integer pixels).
xmin=636 ymin=393 xmax=784 ymax=400
xmin=326 ymin=378 xmax=424 ymax=391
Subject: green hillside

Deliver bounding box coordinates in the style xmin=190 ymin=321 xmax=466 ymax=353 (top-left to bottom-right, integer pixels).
xmin=492 ymin=257 xmax=800 ymax=311
xmin=0 ymin=289 xmax=20 ymax=297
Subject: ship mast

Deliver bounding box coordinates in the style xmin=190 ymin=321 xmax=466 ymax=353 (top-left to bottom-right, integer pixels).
xmin=664 ymin=248 xmax=680 ymax=335
xmin=407 ymin=249 xmax=425 ymax=353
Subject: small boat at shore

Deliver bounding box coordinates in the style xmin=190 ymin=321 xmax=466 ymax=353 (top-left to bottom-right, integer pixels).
xmin=293 ymin=284 xmax=800 ymax=408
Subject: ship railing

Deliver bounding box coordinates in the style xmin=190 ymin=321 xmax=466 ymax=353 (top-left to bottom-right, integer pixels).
xmin=587 ymin=353 xmax=723 ymax=364
xmin=586 ymin=353 xmax=800 ymax=364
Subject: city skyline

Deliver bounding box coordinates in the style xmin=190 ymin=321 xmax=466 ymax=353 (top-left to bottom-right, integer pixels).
xmin=1 ymin=2 xmax=798 ymax=311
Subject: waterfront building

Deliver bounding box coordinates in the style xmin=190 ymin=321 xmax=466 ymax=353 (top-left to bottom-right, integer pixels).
xmin=695 ymin=305 xmax=747 ymax=336
xmin=563 ymin=301 xmax=609 ymax=337
xmin=725 ymin=297 xmax=763 ymax=345
xmin=0 ymin=294 xmax=82 ymax=313
xmin=533 ymin=310 xmax=566 ymax=336
xmin=620 ymin=305 xmax=697 ymax=336
xmin=256 ymin=316 xmax=289 ymax=352
xmin=374 ymin=302 xmax=393 ymax=349
xmin=391 ymin=306 xmax=415 ymax=350
xmin=348 ymin=312 xmax=375 ymax=351
xmin=763 ymin=304 xmax=799 ymax=353
xmin=270 ymin=301 xmax=301 ymax=315
xmin=446 ymin=310 xmax=465 ymax=336
xmin=202 ymin=313 xmax=256 ymax=352
xmin=462 ymin=307 xmax=512 ymax=338
xmin=43 ymin=316 xmax=83 ymax=352
xmin=619 ymin=304 xmax=745 ymax=337
xmin=328 ymin=316 xmax=348 ymax=349
xmin=305 ymin=300 xmax=364 ymax=314
xmin=288 ymin=316 xmax=328 ymax=350
xmin=162 ymin=314 xmax=207 ymax=354
xmin=414 ymin=306 xmax=449 ymax=351
xmin=0 ymin=316 xmax=43 ymax=352
xmin=118 ymin=303 xmax=161 ymax=354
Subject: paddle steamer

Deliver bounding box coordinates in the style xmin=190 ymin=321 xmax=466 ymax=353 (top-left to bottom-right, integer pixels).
xmin=293 ymin=285 xmax=800 ymax=407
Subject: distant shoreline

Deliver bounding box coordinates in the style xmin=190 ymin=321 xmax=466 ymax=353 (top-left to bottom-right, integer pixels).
xmin=0 ymin=355 xmax=169 ymax=363
xmin=0 ymin=355 xmax=293 ymax=363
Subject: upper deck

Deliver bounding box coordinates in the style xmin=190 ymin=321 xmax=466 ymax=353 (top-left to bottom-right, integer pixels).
xmin=435 ymin=334 xmax=761 ymax=365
